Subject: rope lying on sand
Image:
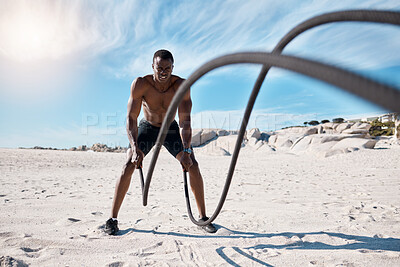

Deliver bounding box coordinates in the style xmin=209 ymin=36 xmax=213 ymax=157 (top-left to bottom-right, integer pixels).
xmin=139 ymin=10 xmax=400 ymax=226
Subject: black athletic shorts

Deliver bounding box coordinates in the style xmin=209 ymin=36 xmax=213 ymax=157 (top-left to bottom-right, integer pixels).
xmin=131 ymin=119 xmax=184 ymax=157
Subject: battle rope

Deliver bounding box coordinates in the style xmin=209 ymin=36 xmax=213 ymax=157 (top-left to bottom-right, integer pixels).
xmin=139 ymin=10 xmax=400 ymax=226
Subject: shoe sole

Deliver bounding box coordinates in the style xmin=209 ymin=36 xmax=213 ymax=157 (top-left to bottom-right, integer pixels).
xmin=198 ymin=225 xmax=217 ymax=234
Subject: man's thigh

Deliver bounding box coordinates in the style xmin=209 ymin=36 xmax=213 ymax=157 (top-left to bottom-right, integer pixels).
xmin=164 ymin=121 xmax=184 ymax=158
xmin=136 ymin=120 xmax=160 ymax=156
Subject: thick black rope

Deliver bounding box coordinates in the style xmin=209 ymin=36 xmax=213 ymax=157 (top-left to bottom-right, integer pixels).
xmin=138 ymin=168 xmax=144 ymax=191
xmin=218 ymin=10 xmax=400 ymax=227
xmin=142 ymin=52 xmax=400 ymax=225
xmin=221 ymin=9 xmax=400 ymax=227
xmin=140 ymin=10 xmax=400 ymax=226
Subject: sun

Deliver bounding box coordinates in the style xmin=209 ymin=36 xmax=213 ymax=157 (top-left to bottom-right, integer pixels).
xmin=0 ymin=1 xmax=88 ymax=100
xmin=0 ymin=2 xmax=75 ymax=62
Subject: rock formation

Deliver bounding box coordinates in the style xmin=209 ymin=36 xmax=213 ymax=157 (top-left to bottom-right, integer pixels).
xmin=267 ymin=122 xmax=376 ymax=157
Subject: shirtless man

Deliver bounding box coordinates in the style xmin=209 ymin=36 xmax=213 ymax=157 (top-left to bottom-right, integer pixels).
xmin=105 ymin=49 xmax=216 ymax=234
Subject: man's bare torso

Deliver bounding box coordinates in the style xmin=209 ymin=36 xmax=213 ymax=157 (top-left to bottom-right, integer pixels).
xmin=139 ymin=74 xmax=183 ymax=127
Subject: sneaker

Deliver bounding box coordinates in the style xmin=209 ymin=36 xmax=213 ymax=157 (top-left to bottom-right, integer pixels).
xmin=105 ymin=218 xmax=119 ymax=235
xmin=198 ymin=216 xmax=217 ymax=233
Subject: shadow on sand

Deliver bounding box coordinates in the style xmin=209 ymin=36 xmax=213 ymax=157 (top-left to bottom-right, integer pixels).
xmin=117 ymin=225 xmax=400 ymax=266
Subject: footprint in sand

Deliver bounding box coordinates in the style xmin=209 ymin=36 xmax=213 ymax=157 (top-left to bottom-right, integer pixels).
xmin=67 ymin=218 xmax=81 ymax=222
xmin=20 ymin=247 xmax=41 ymax=253
xmin=107 ymin=261 xmax=124 ymax=267
xmin=55 ymin=217 xmax=81 ymax=226
xmin=20 ymin=247 xmax=42 ymax=258
xmin=130 ymin=241 xmax=163 ymax=257
xmin=0 ymin=232 xmax=14 ymax=238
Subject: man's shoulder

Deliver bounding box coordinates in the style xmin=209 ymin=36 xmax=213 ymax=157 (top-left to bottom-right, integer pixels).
xmin=132 ymin=75 xmax=152 ymax=88
xmin=171 ymin=75 xmax=185 ymax=87
xmin=136 ymin=75 xmax=153 ymax=84
xmin=171 ymin=75 xmax=185 ymax=81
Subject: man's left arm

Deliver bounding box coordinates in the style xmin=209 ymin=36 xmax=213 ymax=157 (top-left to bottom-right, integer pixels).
xmin=178 ymin=81 xmax=193 ymax=170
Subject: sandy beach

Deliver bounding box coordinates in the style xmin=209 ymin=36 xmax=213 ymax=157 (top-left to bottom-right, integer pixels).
xmin=1 ymin=142 xmax=400 ymax=266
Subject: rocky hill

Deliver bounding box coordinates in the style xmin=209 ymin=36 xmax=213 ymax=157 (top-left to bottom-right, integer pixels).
xmin=192 ymin=122 xmax=398 ymax=157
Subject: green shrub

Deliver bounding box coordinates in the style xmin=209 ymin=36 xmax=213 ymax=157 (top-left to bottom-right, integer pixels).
xmin=369 ymin=119 xmax=395 ymax=136
xmin=308 ymin=120 xmax=319 ymax=126
xmin=333 ymin=118 xmax=344 ymax=123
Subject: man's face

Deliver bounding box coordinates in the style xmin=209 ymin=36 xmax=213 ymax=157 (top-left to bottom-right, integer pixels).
xmin=152 ymin=57 xmax=173 ymax=84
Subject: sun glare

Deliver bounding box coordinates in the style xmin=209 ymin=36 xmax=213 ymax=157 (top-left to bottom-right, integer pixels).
xmin=0 ymin=2 xmax=91 ymax=100
xmin=0 ymin=2 xmax=80 ymax=62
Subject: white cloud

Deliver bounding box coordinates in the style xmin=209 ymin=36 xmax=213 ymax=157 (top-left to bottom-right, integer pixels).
xmin=116 ymin=0 xmax=400 ymax=80
xmin=0 ymin=0 xmax=136 ymax=62
xmin=3 ymin=0 xmax=397 ymax=76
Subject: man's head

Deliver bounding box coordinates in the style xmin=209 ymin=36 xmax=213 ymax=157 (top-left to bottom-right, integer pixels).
xmin=152 ymin=49 xmax=174 ymax=84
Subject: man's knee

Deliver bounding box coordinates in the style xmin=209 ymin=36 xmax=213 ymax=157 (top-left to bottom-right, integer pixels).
xmin=189 ymin=157 xmax=199 ymax=170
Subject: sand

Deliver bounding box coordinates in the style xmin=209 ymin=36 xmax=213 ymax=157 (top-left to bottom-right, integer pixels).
xmin=1 ymin=144 xmax=399 ymax=266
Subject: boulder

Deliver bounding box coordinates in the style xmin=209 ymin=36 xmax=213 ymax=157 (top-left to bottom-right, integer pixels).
xmin=206 ymin=134 xmax=243 ymax=154
xmin=191 ymin=129 xmax=203 ymax=146
xmin=260 ymin=132 xmax=270 ymax=142
xmin=217 ymin=129 xmax=230 ymax=136
xmin=290 ymin=135 xmax=341 ymax=153
xmin=247 ymin=128 xmax=261 ymax=140
xmin=290 ymin=135 xmax=313 ymax=152
xmin=322 ymin=122 xmax=335 ymax=130
xmin=275 ymin=126 xmax=310 ymax=136
xmin=243 ymin=141 xmax=276 ymax=153
xmin=317 ymin=125 xmax=324 ymax=134
xmin=191 ymin=129 xmax=217 ymax=146
xmin=247 ymin=137 xmax=258 ymax=146
xmin=330 ymin=138 xmax=376 ymax=150
xmin=351 ymin=122 xmax=371 ymax=131
xmin=341 ymin=128 xmax=369 ymax=135
xmin=246 ymin=137 xmax=264 ymax=150
xmin=201 ymin=129 xmax=217 ymax=144
xmin=313 ymin=135 xmax=347 ymax=144
xmin=268 ymin=134 xmax=277 ymax=145
xmin=331 ymin=123 xmax=341 ymax=131
xmin=290 ymin=134 xmax=376 ymax=157
xmin=323 ymin=129 xmax=336 ymax=135
xmin=336 ymin=123 xmax=354 ymax=133
xmin=268 ymin=131 xmax=307 ymax=149
xmin=304 ymin=127 xmax=318 ymax=135
xmin=274 ymin=135 xmax=293 ymax=148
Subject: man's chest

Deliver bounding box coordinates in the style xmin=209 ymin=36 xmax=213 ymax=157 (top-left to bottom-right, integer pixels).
xmin=142 ymin=89 xmax=175 ymax=111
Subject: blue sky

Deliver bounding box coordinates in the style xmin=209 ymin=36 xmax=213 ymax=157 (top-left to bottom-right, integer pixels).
xmin=0 ymin=0 xmax=399 ymax=148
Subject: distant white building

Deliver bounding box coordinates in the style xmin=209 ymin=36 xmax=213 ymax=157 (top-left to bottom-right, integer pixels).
xmin=353 ymin=113 xmax=397 ymax=123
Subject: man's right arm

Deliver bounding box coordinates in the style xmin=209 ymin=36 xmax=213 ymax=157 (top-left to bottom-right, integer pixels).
xmin=126 ymin=78 xmax=144 ymax=158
